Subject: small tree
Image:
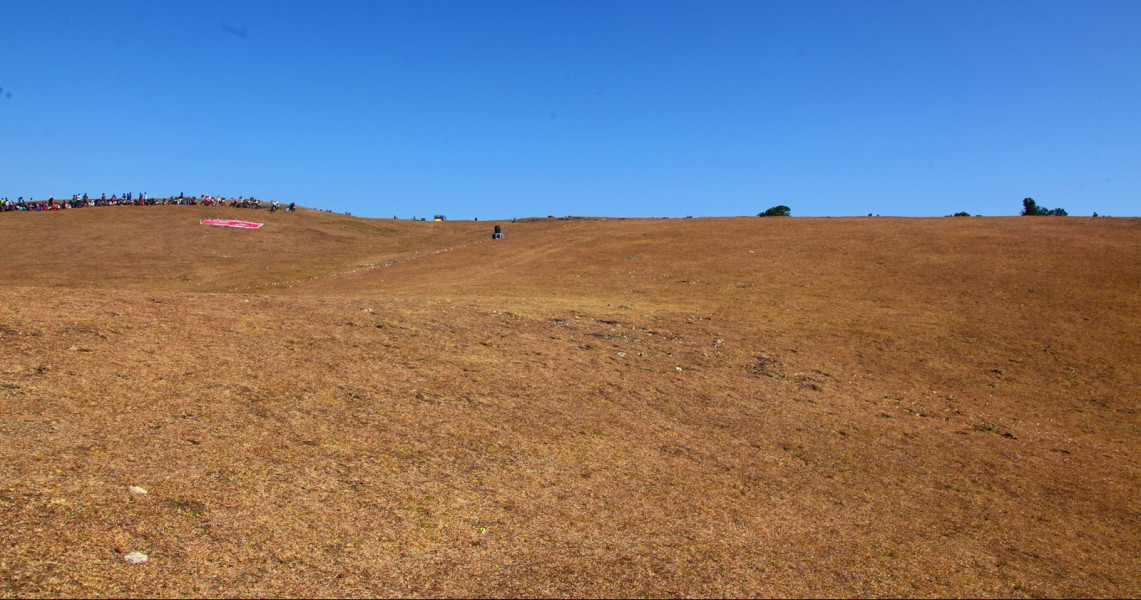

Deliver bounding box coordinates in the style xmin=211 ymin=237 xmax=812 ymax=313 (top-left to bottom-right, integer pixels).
xmin=758 ymin=205 xmax=791 ymax=217
xmin=1021 ymin=197 xmax=1067 ymax=216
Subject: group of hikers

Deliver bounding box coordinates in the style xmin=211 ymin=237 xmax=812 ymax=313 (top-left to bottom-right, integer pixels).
xmin=0 ymin=193 xmax=295 ymax=213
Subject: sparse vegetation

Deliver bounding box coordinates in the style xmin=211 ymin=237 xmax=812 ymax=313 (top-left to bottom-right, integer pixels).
xmin=0 ymin=208 xmax=1139 ymax=597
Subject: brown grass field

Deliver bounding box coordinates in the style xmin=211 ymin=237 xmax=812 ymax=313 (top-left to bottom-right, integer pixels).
xmin=1 ymin=206 xmax=1139 ymax=598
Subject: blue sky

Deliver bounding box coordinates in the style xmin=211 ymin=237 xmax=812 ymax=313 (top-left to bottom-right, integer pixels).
xmin=2 ymin=0 xmax=1138 ymax=218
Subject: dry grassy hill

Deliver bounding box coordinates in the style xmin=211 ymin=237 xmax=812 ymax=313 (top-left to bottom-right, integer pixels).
xmin=2 ymin=207 xmax=1139 ymax=597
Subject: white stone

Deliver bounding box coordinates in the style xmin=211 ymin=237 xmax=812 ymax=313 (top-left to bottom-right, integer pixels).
xmin=123 ymin=551 xmax=148 ymax=564
xmin=127 ymin=486 xmax=147 ymax=495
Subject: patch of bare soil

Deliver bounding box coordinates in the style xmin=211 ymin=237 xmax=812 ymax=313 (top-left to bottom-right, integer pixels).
xmin=1 ymin=208 xmax=1139 ymax=597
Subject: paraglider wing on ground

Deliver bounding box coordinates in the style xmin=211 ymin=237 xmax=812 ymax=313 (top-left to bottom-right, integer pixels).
xmin=200 ymin=219 xmax=263 ymax=229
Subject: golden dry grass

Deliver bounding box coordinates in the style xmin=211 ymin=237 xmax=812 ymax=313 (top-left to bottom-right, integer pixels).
xmin=1 ymin=207 xmax=1139 ymax=597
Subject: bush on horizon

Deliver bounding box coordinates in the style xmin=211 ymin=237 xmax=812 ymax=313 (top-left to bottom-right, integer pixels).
xmin=758 ymin=205 xmax=791 ymax=217
xmin=1021 ymin=197 xmax=1068 ymax=216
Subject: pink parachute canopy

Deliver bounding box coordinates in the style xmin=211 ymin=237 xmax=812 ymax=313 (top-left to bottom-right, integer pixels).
xmin=201 ymin=219 xmax=263 ymax=229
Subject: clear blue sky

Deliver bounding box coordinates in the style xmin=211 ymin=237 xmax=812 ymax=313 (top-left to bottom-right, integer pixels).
xmin=2 ymin=0 xmax=1138 ymax=218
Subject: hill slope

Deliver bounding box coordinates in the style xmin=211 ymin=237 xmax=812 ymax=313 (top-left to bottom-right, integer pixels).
xmin=1 ymin=208 xmax=1140 ymax=597
xmin=0 ymin=207 xmax=489 ymax=292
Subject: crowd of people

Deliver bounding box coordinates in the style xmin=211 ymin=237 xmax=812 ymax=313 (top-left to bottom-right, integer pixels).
xmin=0 ymin=193 xmax=295 ymax=213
